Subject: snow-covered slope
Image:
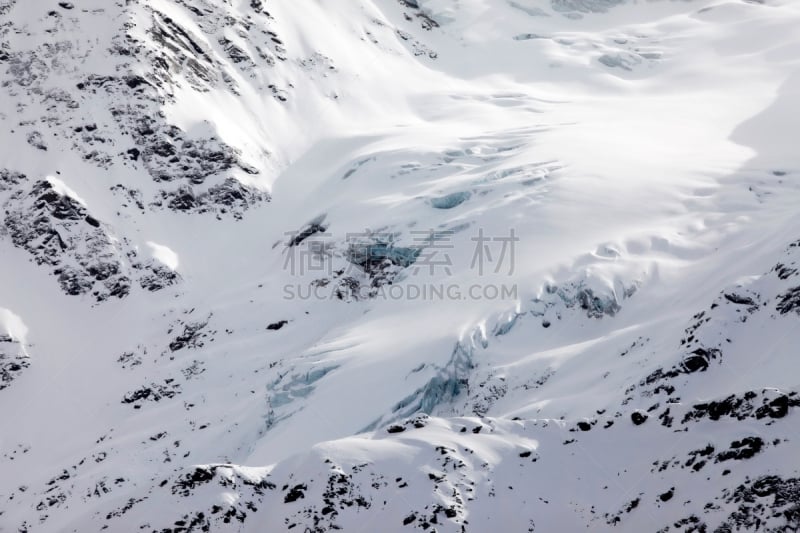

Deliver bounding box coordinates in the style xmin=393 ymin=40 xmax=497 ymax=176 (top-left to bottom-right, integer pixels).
xmin=2 ymin=0 xmax=800 ymax=531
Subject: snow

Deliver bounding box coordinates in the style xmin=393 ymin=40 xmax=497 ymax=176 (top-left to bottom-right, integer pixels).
xmin=45 ymin=175 xmax=89 ymax=207
xmin=0 ymin=308 xmax=28 ymax=348
xmin=1 ymin=0 xmax=800 ymax=531
xmin=146 ymin=241 xmax=180 ymax=271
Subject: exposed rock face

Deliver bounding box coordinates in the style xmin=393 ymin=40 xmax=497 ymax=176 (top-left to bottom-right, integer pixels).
xmin=2 ymin=176 xmax=131 ymax=300
xmin=0 ymin=0 xmax=287 ymax=297
xmin=0 ymin=334 xmax=28 ymax=391
xmin=0 ymin=173 xmax=183 ymax=300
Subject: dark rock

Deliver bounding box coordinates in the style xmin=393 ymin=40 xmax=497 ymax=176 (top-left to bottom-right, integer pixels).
xmin=138 ymin=265 xmax=179 ymax=292
xmin=121 ymin=381 xmax=180 ymax=405
xmin=0 ymin=338 xmax=30 ymax=391
xmin=56 ymin=267 xmax=95 ymax=295
xmin=708 ymin=475 xmax=800 ymax=531
xmin=171 ymin=467 xmax=216 ymax=497
xmin=723 ymin=293 xmax=756 ymax=306
xmin=167 ymin=186 xmax=198 ymax=211
xmin=289 ymin=223 xmax=327 ymax=247
xmin=26 ymin=131 xmax=47 ymax=151
xmin=681 ymin=348 xmax=717 ymax=373
xmin=284 ymin=484 xmax=307 ymax=503
xmin=0 ymin=169 xmax=26 ymax=191
xmin=715 ymin=437 xmax=764 ymax=462
xmin=124 ymin=75 xmax=150 ymax=89
xmin=3 ymin=179 xmax=133 ymax=300
xmin=206 ymin=177 xmax=268 ymax=213
xmin=682 ymin=390 xmax=800 ymax=424
xmin=755 ymin=394 xmax=791 ymax=419
xmin=168 ymin=319 xmax=209 ymax=352
xmin=776 ymin=286 xmax=800 ymax=315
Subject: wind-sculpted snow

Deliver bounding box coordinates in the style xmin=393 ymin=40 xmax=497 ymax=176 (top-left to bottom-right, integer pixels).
xmin=2 ymin=0 xmax=800 ymax=531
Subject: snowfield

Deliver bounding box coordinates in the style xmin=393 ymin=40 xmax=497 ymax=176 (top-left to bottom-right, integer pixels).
xmin=1 ymin=0 xmax=800 ymax=531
